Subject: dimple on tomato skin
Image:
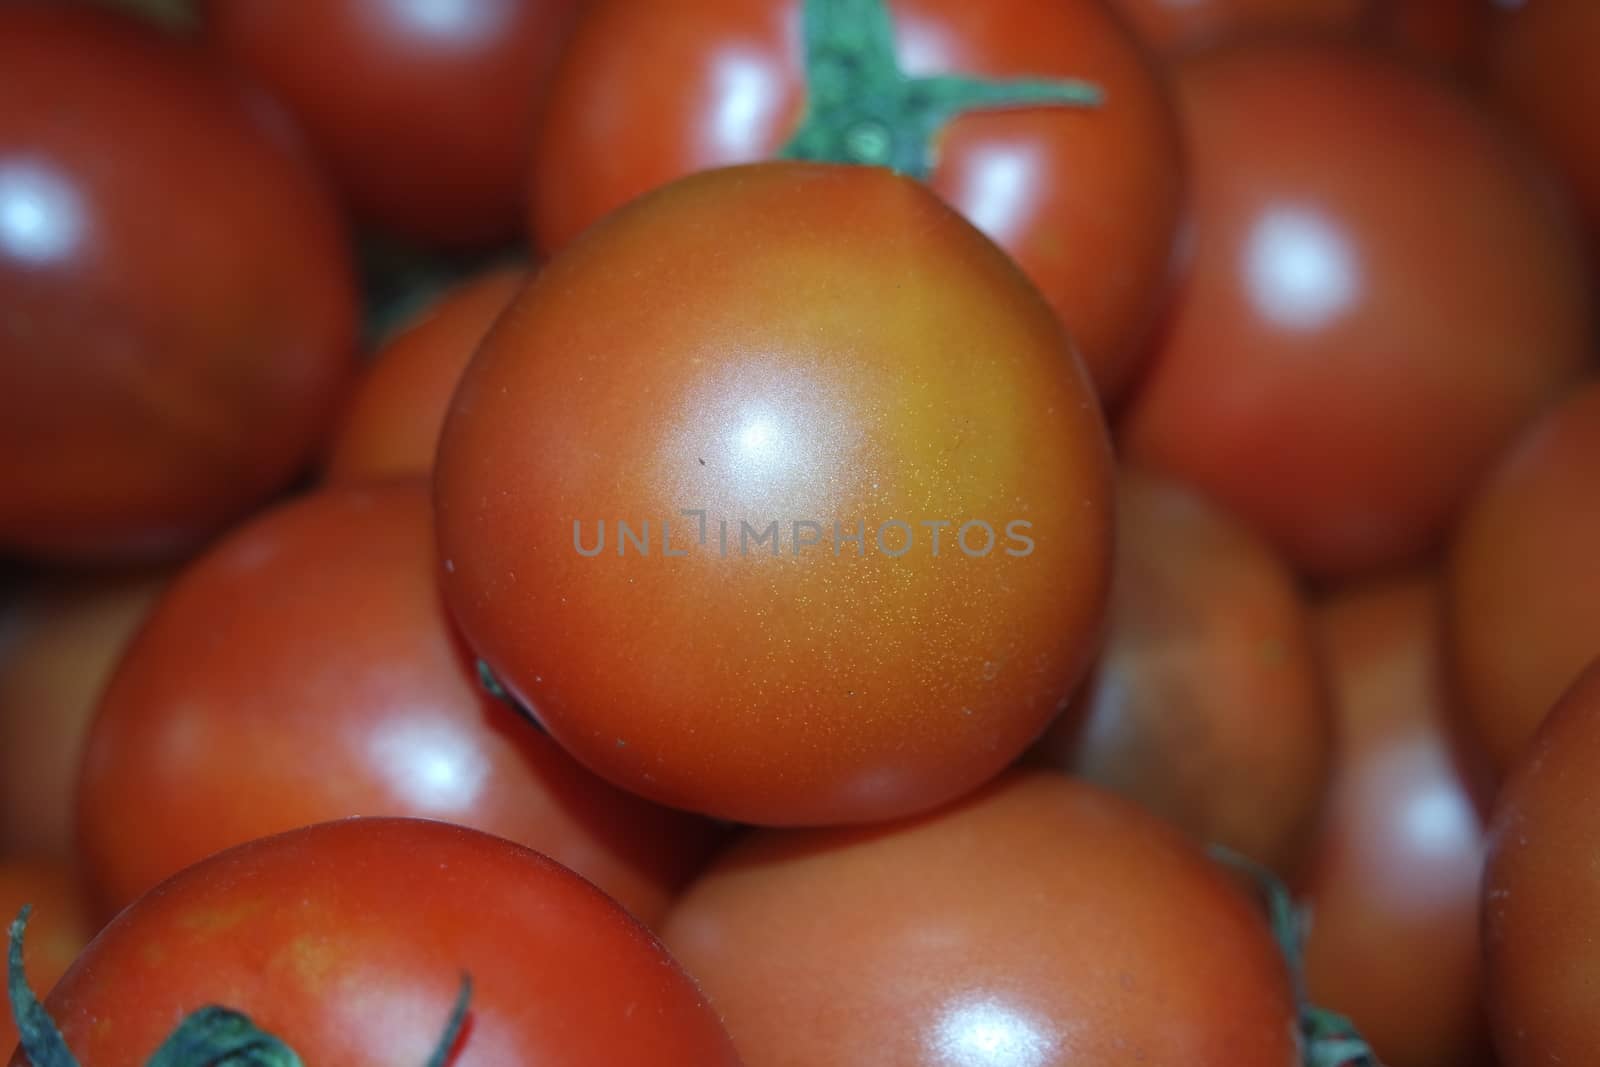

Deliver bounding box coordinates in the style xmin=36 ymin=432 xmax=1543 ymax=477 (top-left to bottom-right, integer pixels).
xmin=436 ymin=161 xmax=1115 ymax=828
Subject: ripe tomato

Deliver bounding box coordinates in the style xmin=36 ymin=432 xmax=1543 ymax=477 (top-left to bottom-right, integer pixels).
xmin=201 ymin=0 xmax=581 ymax=247
xmin=1299 ymin=576 xmax=1492 ymax=1067
xmin=11 ymin=818 xmax=742 ymax=1066
xmin=325 ymin=265 xmax=527 ymax=485
xmin=1033 ymin=470 xmax=1329 ymax=878
xmin=661 ymin=771 xmax=1300 ymax=1066
xmin=437 ymin=162 xmax=1114 ymax=827
xmin=0 ymin=3 xmax=358 ymax=563
xmin=1121 ymin=40 xmax=1592 ymax=578
xmin=531 ymin=0 xmax=1182 ymax=402
xmin=1482 ymin=658 xmax=1600 ymax=1066
xmin=1448 ymin=380 xmax=1600 ymax=777
xmin=0 ymin=861 xmax=95 ymax=1059
xmin=1107 ymin=0 xmax=1365 ymax=55
xmin=79 ymin=484 xmax=721 ymax=925
xmin=0 ymin=569 xmax=165 ymax=860
xmin=1372 ymin=0 xmax=1489 ymax=74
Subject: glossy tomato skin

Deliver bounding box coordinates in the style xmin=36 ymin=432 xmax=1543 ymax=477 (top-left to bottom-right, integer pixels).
xmin=1483 ymin=659 xmax=1600 ymax=1066
xmin=532 ymin=0 xmax=1182 ymax=403
xmin=1107 ymin=0 xmax=1365 ymax=55
xmin=0 ymin=4 xmax=358 ymax=563
xmin=202 ymin=0 xmax=580 ymax=246
xmin=1299 ymin=576 xmax=1492 ymax=1067
xmin=1121 ymin=40 xmax=1592 ymax=578
xmin=662 ymin=772 xmax=1300 ymax=1066
xmin=78 ymin=484 xmax=721 ymax=925
xmin=0 ymin=861 xmax=95 ymax=1059
xmin=0 ymin=570 xmax=166 ymax=860
xmin=438 ymin=162 xmax=1114 ymax=827
xmin=1448 ymin=381 xmax=1600 ymax=777
xmin=13 ymin=819 xmax=742 ymax=1066
xmin=1034 ymin=471 xmax=1329 ymax=877
xmin=325 ymin=265 xmax=527 ymax=484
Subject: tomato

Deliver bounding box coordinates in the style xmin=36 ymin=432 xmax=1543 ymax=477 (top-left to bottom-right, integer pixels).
xmin=531 ymin=0 xmax=1182 ymax=403
xmin=201 ymin=0 xmax=581 ymax=247
xmin=79 ymin=484 xmax=721 ymax=925
xmin=0 ymin=861 xmax=95 ymax=1059
xmin=437 ymin=162 xmax=1114 ymax=827
xmin=1372 ymin=0 xmax=1489 ymax=74
xmin=1299 ymin=575 xmax=1492 ymax=1067
xmin=1447 ymin=380 xmax=1600 ymax=777
xmin=1107 ymin=0 xmax=1365 ymax=55
xmin=661 ymin=771 xmax=1299 ymax=1066
xmin=1121 ymin=40 xmax=1592 ymax=578
xmin=325 ymin=265 xmax=527 ymax=485
xmin=0 ymin=3 xmax=358 ymax=564
xmin=1033 ymin=470 xmax=1329 ymax=878
xmin=1490 ymin=0 xmax=1600 ymax=252
xmin=1482 ymin=658 xmax=1600 ymax=1066
xmin=0 ymin=570 xmax=165 ymax=861
xmin=10 ymin=818 xmax=742 ymax=1066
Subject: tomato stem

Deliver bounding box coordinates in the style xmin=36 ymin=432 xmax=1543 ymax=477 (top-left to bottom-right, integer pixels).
xmin=777 ymin=0 xmax=1104 ymax=180
xmin=8 ymin=907 xmax=76 ymax=1067
xmin=476 ymin=659 xmax=549 ymax=735
xmin=424 ymin=975 xmax=473 ymax=1067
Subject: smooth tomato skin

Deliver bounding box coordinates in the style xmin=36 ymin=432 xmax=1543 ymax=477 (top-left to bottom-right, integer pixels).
xmin=1448 ymin=381 xmax=1600 ymax=776
xmin=78 ymin=484 xmax=721 ymax=925
xmin=438 ymin=162 xmax=1114 ymax=827
xmin=1374 ymin=0 xmax=1490 ymax=74
xmin=202 ymin=0 xmax=580 ymax=246
xmin=1034 ymin=471 xmax=1329 ymax=878
xmin=1299 ymin=576 xmax=1492 ymax=1067
xmin=532 ymin=0 xmax=1182 ymax=403
xmin=0 ymin=4 xmax=358 ymax=563
xmin=325 ymin=265 xmax=527 ymax=485
xmin=13 ymin=819 xmax=743 ymax=1066
xmin=661 ymin=772 xmax=1300 ymax=1066
xmin=0 ymin=570 xmax=165 ymax=860
xmin=1121 ymin=41 xmax=1592 ymax=578
xmin=1483 ymin=659 xmax=1600 ymax=1066
xmin=1107 ymin=0 xmax=1365 ymax=55
xmin=0 ymin=862 xmax=96 ymax=1059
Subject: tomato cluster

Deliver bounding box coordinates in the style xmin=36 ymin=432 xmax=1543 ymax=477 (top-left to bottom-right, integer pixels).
xmin=0 ymin=0 xmax=1594 ymax=1064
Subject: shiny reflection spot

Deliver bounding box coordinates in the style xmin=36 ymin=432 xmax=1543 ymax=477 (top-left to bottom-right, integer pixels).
xmin=0 ymin=160 xmax=86 ymax=266
xmin=1243 ymin=206 xmax=1359 ymax=331
xmin=384 ymin=0 xmax=510 ymax=45
xmin=368 ymin=718 xmax=489 ymax=813
xmin=962 ymin=148 xmax=1034 ymax=241
xmin=928 ymin=995 xmax=1056 ymax=1067
xmin=707 ymin=51 xmax=784 ymax=157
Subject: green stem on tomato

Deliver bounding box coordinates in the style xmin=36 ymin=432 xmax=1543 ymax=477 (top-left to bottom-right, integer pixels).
xmin=776 ymin=0 xmax=1103 ymax=180
xmin=9 ymin=907 xmax=76 ymax=1067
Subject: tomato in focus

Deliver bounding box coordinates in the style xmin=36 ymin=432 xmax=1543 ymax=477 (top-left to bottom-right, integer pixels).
xmin=0 ymin=861 xmax=95 ymax=1059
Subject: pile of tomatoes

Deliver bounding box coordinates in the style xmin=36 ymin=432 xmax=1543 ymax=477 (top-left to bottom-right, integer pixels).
xmin=1 ymin=0 xmax=1596 ymax=1063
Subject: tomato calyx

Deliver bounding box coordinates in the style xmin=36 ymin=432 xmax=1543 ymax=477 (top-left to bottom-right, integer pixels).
xmin=7 ymin=907 xmax=473 ymax=1067
xmin=777 ymin=0 xmax=1103 ymax=179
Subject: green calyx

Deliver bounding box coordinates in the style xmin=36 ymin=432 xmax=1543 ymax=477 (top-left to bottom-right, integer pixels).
xmin=7 ymin=908 xmax=472 ymax=1067
xmin=777 ymin=0 xmax=1104 ymax=180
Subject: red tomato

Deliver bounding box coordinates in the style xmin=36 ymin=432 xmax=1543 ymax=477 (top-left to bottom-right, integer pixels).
xmin=0 ymin=861 xmax=95 ymax=1059
xmin=1107 ymin=0 xmax=1365 ymax=55
xmin=1490 ymin=0 xmax=1600 ymax=252
xmin=1448 ymin=380 xmax=1600 ymax=776
xmin=201 ymin=0 xmax=581 ymax=246
xmin=78 ymin=484 xmax=721 ymax=925
xmin=437 ymin=162 xmax=1114 ymax=827
xmin=0 ymin=570 xmax=165 ymax=861
xmin=661 ymin=771 xmax=1300 ymax=1066
xmin=325 ymin=265 xmax=527 ymax=485
xmin=10 ymin=818 xmax=742 ymax=1066
xmin=1482 ymin=658 xmax=1600 ymax=1066
xmin=531 ymin=0 xmax=1183 ymax=403
xmin=1371 ymin=0 xmax=1489 ymax=74
xmin=0 ymin=3 xmax=358 ymax=563
xmin=1034 ymin=470 xmax=1329 ymax=877
xmin=1299 ymin=576 xmax=1492 ymax=1067
xmin=1121 ymin=40 xmax=1592 ymax=578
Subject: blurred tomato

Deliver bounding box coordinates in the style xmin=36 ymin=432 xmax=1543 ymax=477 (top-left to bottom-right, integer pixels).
xmin=13 ymin=819 xmax=742 ymax=1066
xmin=0 ymin=3 xmax=358 ymax=563
xmin=0 ymin=861 xmax=95 ymax=1058
xmin=532 ymin=0 xmax=1182 ymax=402
xmin=202 ymin=0 xmax=581 ymax=246
xmin=1122 ymin=40 xmax=1592 ymax=578
xmin=1448 ymin=380 xmax=1600 ymax=776
xmin=1372 ymin=0 xmax=1489 ymax=74
xmin=325 ymin=265 xmax=526 ymax=485
xmin=1300 ymin=575 xmax=1492 ymax=1067
xmin=0 ymin=570 xmax=165 ymax=860
xmin=662 ymin=772 xmax=1300 ymax=1066
xmin=78 ymin=484 xmax=721 ymax=925
xmin=1107 ymin=0 xmax=1365 ymax=55
xmin=1483 ymin=659 xmax=1600 ymax=1066
xmin=1035 ymin=471 xmax=1329 ymax=877
xmin=438 ymin=162 xmax=1114 ymax=827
